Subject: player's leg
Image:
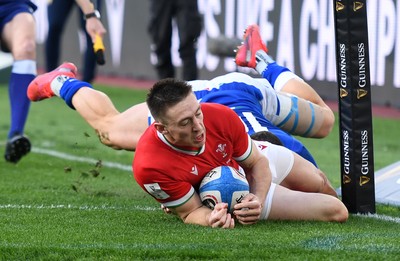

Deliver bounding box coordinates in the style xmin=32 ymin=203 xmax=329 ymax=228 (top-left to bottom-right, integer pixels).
xmin=45 ymin=0 xmax=74 ymax=72
xmin=256 ymin=140 xmax=334 ymax=195
xmin=262 ymin=184 xmax=348 ymax=222
xmin=279 ymin=152 xmax=337 ymax=197
xmin=28 ymin=63 xmax=148 ymax=151
xmin=175 ymin=0 xmax=201 ymax=80
xmin=235 ymin=24 xmax=334 ymax=138
xmin=2 ymin=12 xmax=37 ymax=163
xmin=273 ymin=91 xmax=334 ymax=138
xmin=148 ymin=0 xmax=175 ymax=79
xmin=72 ymin=90 xmax=149 ymax=151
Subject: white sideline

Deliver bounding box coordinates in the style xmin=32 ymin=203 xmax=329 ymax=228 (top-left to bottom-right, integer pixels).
xmin=32 ymin=147 xmax=132 ymax=172
xmin=0 ymin=204 xmax=399 ymax=224
xmin=0 ymin=204 xmax=158 ymax=212
xmin=356 ymin=213 xmax=400 ymax=224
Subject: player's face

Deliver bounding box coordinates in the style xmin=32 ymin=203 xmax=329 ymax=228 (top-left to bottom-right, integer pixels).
xmin=162 ymin=94 xmax=206 ymax=148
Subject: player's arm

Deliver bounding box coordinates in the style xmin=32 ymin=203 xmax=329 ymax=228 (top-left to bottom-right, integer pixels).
xmin=172 ymin=193 xmax=235 ymax=228
xmin=75 ymin=0 xmax=107 ymax=42
xmin=234 ymin=140 xmax=271 ymax=224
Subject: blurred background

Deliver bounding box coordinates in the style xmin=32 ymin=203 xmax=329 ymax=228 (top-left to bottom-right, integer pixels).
xmin=4 ymin=0 xmax=400 ymax=108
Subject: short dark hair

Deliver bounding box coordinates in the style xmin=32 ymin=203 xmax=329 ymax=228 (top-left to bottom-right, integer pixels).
xmin=250 ymin=131 xmax=283 ymax=146
xmin=146 ymin=78 xmax=193 ymax=121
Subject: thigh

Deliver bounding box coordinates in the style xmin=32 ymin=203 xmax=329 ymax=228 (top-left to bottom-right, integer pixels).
xmin=107 ymin=103 xmax=150 ymax=151
xmin=2 ymin=12 xmax=36 ymax=59
xmin=280 ymin=152 xmax=324 ymax=192
xmin=267 ymin=184 xmax=347 ymax=222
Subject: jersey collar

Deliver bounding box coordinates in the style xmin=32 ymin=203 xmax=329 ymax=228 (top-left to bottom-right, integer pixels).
xmin=157 ymin=131 xmax=205 ymax=156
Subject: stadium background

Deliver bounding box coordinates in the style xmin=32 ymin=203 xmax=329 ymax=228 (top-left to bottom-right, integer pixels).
xmin=31 ymin=0 xmax=400 ymax=108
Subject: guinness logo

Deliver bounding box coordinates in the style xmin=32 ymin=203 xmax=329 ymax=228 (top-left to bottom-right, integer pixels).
xmin=357 ymin=89 xmax=368 ymax=99
xmin=353 ymin=1 xmax=364 ymax=11
xmin=336 ymin=2 xmax=345 ymax=11
xmin=340 ymin=88 xmax=348 ymax=98
xmin=359 ymin=175 xmax=370 ymax=186
xmin=343 ymin=175 xmax=351 ymax=184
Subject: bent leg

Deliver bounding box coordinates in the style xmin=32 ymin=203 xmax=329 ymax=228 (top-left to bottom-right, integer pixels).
xmin=278 ymin=78 xmax=335 ymax=138
xmin=273 ymin=91 xmax=334 ymax=138
xmin=267 ymin=185 xmax=348 ymax=222
xmin=254 ymin=50 xmax=334 ymax=138
xmin=279 ymin=153 xmax=337 ymax=197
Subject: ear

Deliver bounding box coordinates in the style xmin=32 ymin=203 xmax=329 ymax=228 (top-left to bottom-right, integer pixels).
xmin=154 ymin=123 xmax=168 ymax=134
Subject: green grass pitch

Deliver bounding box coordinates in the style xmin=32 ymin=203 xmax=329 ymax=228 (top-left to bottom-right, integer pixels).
xmin=0 ymin=83 xmax=399 ymax=260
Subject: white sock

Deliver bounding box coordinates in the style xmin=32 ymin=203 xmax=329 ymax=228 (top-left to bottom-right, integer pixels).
xmin=255 ymin=50 xmax=275 ymax=75
xmin=50 ymin=75 xmax=70 ymax=97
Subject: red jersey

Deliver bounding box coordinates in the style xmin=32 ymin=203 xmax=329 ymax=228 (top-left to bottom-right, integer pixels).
xmin=133 ymin=103 xmax=252 ymax=207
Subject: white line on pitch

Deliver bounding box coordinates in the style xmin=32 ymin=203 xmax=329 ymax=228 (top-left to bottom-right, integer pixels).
xmin=0 ymin=204 xmax=158 ymax=211
xmin=1 ymin=204 xmax=399 ymax=224
xmin=355 ymin=213 xmax=400 ymax=224
xmin=32 ymin=147 xmax=132 ymax=172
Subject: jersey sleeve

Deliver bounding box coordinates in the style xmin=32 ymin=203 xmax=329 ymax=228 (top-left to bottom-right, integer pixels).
xmin=135 ymin=167 xmax=195 ymax=208
xmin=133 ymin=128 xmax=196 ymax=208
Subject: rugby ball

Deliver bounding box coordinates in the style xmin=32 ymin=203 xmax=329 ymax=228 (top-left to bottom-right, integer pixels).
xmin=199 ymin=166 xmax=249 ymax=213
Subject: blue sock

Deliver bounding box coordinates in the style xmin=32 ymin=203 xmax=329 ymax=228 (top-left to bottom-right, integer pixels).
xmin=59 ymin=78 xmax=93 ymax=109
xmin=8 ymin=61 xmax=36 ymax=138
xmin=260 ymin=62 xmax=290 ymax=87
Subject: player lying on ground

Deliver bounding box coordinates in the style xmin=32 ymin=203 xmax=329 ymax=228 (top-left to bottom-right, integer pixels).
xmin=135 ymin=78 xmax=348 ymax=228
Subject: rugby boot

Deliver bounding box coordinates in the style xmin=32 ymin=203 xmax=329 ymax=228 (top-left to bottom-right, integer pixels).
xmin=235 ymin=24 xmax=268 ymax=68
xmin=4 ymin=133 xmax=31 ymax=163
xmin=27 ymin=62 xmax=77 ymax=101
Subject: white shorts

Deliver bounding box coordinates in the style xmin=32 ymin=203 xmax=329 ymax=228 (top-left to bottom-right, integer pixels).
xmin=260 ymin=182 xmax=276 ymax=219
xmin=252 ymin=140 xmax=294 ymax=220
xmin=253 ymin=140 xmax=294 ymax=184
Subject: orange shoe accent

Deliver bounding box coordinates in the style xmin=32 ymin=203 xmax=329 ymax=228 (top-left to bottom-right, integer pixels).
xmin=27 ymin=62 xmax=77 ymax=101
xmin=235 ymin=24 xmax=268 ymax=68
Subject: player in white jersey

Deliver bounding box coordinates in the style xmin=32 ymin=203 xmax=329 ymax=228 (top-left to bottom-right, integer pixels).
xmin=189 ymin=72 xmax=319 ymax=166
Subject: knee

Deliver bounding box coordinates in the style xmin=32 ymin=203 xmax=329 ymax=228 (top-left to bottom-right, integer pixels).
xmin=328 ymin=199 xmax=349 ymax=222
xmin=315 ymin=170 xmax=339 ymax=198
xmin=318 ymin=110 xmax=335 ymax=138
xmin=13 ymin=38 xmax=36 ymax=60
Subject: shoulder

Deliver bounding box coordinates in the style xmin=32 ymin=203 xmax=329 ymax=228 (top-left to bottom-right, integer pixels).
xmin=201 ymin=103 xmax=234 ymax=114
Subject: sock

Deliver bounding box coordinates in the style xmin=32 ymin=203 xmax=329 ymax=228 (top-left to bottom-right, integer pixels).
xmin=255 ymin=50 xmax=275 ymax=74
xmin=59 ymin=78 xmax=93 ymax=109
xmin=255 ymin=51 xmax=290 ymax=88
xmin=8 ymin=60 xmax=36 ymax=139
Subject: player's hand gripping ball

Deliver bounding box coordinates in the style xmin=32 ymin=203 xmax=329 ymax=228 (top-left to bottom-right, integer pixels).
xmin=199 ymin=166 xmax=249 ymax=213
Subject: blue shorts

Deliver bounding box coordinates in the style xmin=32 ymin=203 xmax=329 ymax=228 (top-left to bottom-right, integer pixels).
xmin=0 ymin=0 xmax=37 ymax=33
